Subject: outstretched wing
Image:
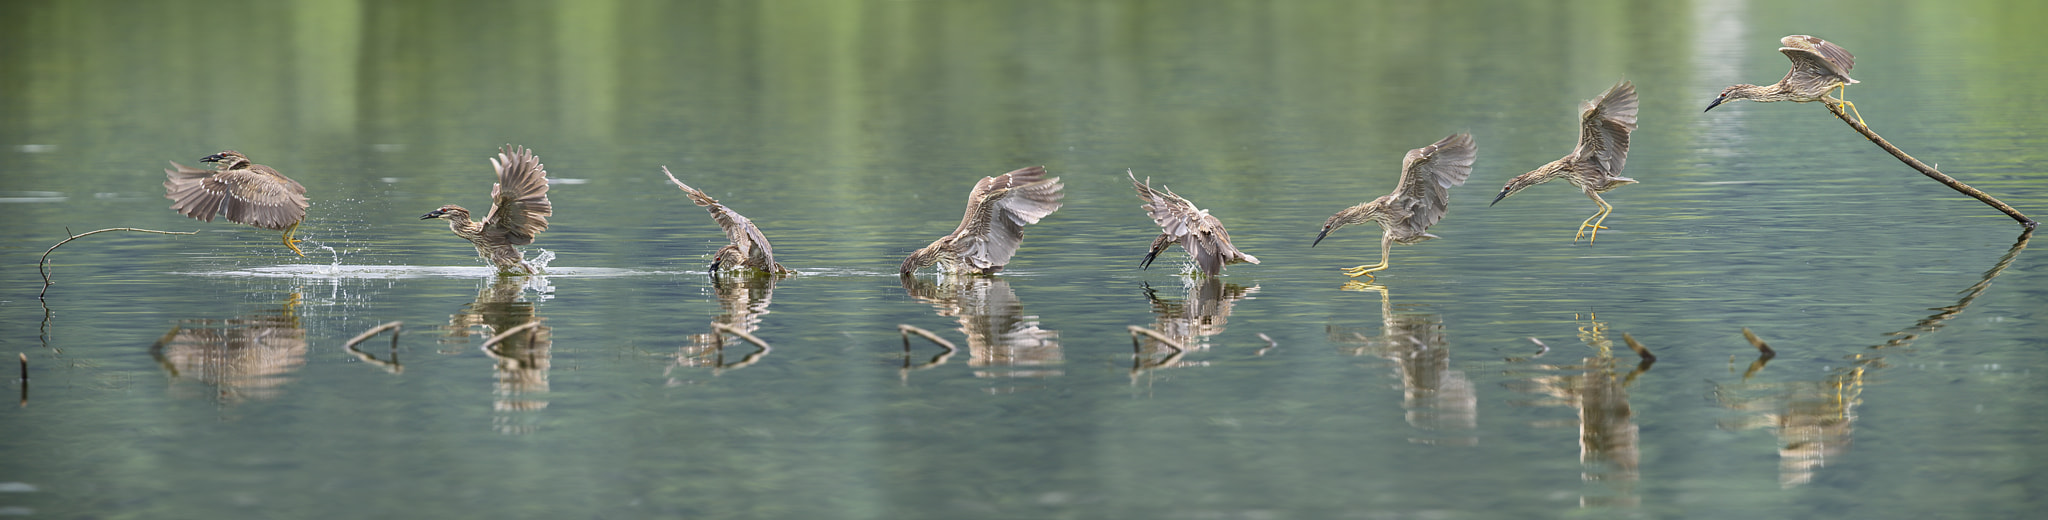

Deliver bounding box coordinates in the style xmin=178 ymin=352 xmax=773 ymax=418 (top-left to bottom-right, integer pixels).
xmin=960 ymin=166 xmax=1064 ymax=271
xmin=1780 ymin=34 xmax=1854 ymax=78
xmin=1394 ymin=133 xmax=1477 ymax=232
xmin=481 ymin=145 xmax=553 ymax=246
xmin=662 ymin=166 xmax=781 ymax=270
xmin=164 ymin=161 xmax=308 ymax=230
xmin=1571 ymin=81 xmax=1639 ymax=176
xmin=1129 ymin=170 xmax=1255 ymax=276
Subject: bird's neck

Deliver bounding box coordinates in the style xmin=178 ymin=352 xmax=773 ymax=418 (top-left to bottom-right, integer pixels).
xmin=447 ymin=216 xmax=484 ymax=240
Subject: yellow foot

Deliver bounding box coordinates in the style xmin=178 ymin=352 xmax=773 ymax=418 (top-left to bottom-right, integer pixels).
xmin=283 ymin=237 xmax=305 ymax=257
xmin=1340 ymin=264 xmax=1384 ymax=278
xmin=1339 ymin=280 xmax=1385 ymax=292
xmin=1574 ymin=228 xmax=1601 ymax=244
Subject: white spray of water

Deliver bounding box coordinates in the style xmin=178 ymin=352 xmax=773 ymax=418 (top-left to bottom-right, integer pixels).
xmin=527 ymin=249 xmax=556 ymax=273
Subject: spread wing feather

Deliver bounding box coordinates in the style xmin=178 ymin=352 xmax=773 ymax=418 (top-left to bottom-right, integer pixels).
xmin=1572 ymin=81 xmax=1639 ymax=176
xmin=1394 ymin=133 xmax=1476 ymax=233
xmin=164 ymin=161 xmax=308 ymax=230
xmin=482 ymin=145 xmax=552 ymax=246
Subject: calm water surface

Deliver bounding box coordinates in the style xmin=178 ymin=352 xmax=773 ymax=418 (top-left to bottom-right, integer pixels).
xmin=3 ymin=1 xmax=2046 ymax=518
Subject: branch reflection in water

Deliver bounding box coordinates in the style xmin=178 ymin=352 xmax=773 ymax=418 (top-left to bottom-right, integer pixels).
xmin=668 ymin=273 xmax=783 ymax=382
xmin=899 ymin=275 xmax=1061 ymax=383
xmin=149 ymin=293 xmax=309 ymax=403
xmin=1717 ymin=227 xmax=2031 ymax=489
xmin=1500 ymin=312 xmax=1656 ymax=507
xmin=1326 ymin=283 xmax=1477 ymax=446
xmin=1129 ymin=278 xmax=1259 ymax=383
xmin=444 ymin=276 xmax=553 ymax=434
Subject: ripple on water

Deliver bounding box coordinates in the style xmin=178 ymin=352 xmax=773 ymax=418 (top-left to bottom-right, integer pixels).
xmin=182 ymin=265 xmax=678 ymax=280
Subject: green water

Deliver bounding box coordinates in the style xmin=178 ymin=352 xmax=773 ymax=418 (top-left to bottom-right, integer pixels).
xmin=4 ymin=1 xmax=2046 ymax=518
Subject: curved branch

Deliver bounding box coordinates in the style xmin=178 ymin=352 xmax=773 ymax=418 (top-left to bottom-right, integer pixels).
xmin=39 ymin=228 xmax=199 ymax=300
xmin=1826 ymin=101 xmax=2035 ymax=228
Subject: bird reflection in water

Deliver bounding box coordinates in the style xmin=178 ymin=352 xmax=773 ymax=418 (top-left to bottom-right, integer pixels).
xmin=443 ymin=276 xmax=552 ymax=434
xmin=1501 ymin=313 xmax=1656 ymax=507
xmin=900 ymin=276 xmax=1061 ymax=381
xmin=1326 ymin=284 xmax=1476 ymax=445
xmin=1129 ymin=278 xmax=1258 ymax=382
xmin=150 ymin=293 xmax=308 ymax=403
xmin=668 ymin=273 xmax=782 ymax=381
xmin=1717 ymin=227 xmax=2031 ymax=488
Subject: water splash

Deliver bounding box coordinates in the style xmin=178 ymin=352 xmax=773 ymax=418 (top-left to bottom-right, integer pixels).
xmin=527 ymin=249 xmax=556 ymax=272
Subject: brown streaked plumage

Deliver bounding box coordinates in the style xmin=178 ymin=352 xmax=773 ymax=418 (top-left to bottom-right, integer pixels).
xmin=900 ymin=166 xmax=1065 ymax=275
xmin=1129 ymin=170 xmax=1258 ymax=277
xmin=421 ymin=145 xmax=554 ymax=275
xmin=1492 ymin=81 xmax=1640 ymax=244
xmin=1313 ymin=133 xmax=1476 ymax=279
xmin=163 ymin=150 xmax=310 ymax=256
xmin=1706 ymin=35 xmax=1862 ymax=123
xmin=661 ymin=167 xmax=791 ymax=275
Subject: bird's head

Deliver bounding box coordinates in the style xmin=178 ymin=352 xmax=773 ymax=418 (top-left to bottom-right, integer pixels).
xmin=200 ymin=150 xmax=251 ymax=169
xmin=1313 ymin=206 xmax=1374 ymax=247
xmin=1705 ymin=85 xmax=1752 ymax=112
xmin=421 ymin=204 xmax=469 ymax=221
xmin=899 ymin=246 xmax=938 ymax=275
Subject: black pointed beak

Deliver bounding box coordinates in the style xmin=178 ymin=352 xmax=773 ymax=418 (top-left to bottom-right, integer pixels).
xmin=420 ymin=210 xmax=443 ymax=220
xmin=1704 ymin=96 xmax=1727 ymax=112
xmin=1312 ymin=227 xmax=1331 ymax=247
xmin=1490 ymin=189 xmax=1511 ymax=206
xmin=200 ymin=153 xmax=226 ymax=163
xmin=1140 ymin=250 xmax=1158 ymax=270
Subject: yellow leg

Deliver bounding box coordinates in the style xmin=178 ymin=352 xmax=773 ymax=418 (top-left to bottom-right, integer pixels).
xmin=281 ymin=221 xmax=305 ymax=257
xmin=1575 ymin=192 xmax=1615 ymax=244
xmin=1341 ymin=236 xmax=1393 ymax=278
xmin=1835 ymin=84 xmax=1865 ymax=126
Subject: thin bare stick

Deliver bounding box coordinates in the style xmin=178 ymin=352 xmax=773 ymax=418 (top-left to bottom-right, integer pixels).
xmin=40 ymin=227 xmax=200 ymax=299
xmin=1740 ymin=327 xmax=1777 ymax=380
xmin=1255 ymin=333 xmax=1278 ymax=356
xmin=344 ymin=322 xmax=405 ymax=350
xmin=1825 ymin=101 xmax=2035 ymax=227
xmin=16 ymin=353 xmax=24 ymax=382
xmin=711 ymin=323 xmax=772 ymax=351
xmin=479 ymin=321 xmax=544 ymax=351
xmin=1127 ymin=325 xmax=1186 ymax=354
xmin=898 ymin=324 xmax=958 ymax=352
xmin=1620 ymin=333 xmax=1656 ymax=362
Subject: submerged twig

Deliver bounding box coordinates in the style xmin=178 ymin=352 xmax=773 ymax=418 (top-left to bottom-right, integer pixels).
xmin=1740 ymin=327 xmax=1777 ymax=380
xmin=39 ymin=227 xmax=199 ymax=299
xmin=1620 ymin=333 xmax=1656 ymax=385
xmin=1127 ymin=325 xmax=1187 ymax=354
xmin=1825 ymin=101 xmax=2035 ymax=227
xmin=479 ymin=321 xmax=545 ymax=352
xmin=344 ymin=322 xmax=405 ymax=374
xmin=1255 ymin=333 xmax=1278 ymax=356
xmin=897 ymin=324 xmax=958 ymax=353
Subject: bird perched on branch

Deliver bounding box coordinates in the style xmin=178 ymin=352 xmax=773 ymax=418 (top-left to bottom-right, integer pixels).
xmin=421 ymin=145 xmax=554 ymax=275
xmin=1314 ymin=133 xmax=1476 ymax=279
xmin=163 ymin=151 xmax=309 ymax=256
xmin=1128 ymin=170 xmax=1258 ymax=277
xmin=901 ymin=166 xmax=1064 ymax=276
xmin=661 ymin=167 xmax=790 ymax=275
xmin=1706 ymin=35 xmax=1862 ymax=124
xmin=1492 ymin=81 xmax=1639 ymax=244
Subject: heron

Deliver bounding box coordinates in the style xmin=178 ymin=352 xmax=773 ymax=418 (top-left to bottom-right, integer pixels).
xmin=660 ymin=167 xmax=791 ymax=275
xmin=421 ymin=145 xmax=554 ymax=275
xmin=163 ymin=151 xmax=309 ymax=256
xmin=1129 ymin=170 xmax=1259 ymax=277
xmin=900 ymin=166 xmax=1064 ymax=275
xmin=1492 ymin=81 xmax=1640 ymax=244
xmin=1314 ymin=133 xmax=1477 ymax=279
xmin=1706 ymin=35 xmax=1862 ymax=124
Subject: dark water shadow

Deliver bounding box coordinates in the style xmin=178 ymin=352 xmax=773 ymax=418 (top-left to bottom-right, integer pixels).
xmin=149 ymin=293 xmax=309 ymax=404
xmin=1327 ymin=284 xmax=1477 ymax=446
xmin=1500 ymin=313 xmax=1657 ymax=507
xmin=900 ymin=276 xmax=1061 ymax=383
xmin=666 ymin=273 xmax=783 ymax=381
xmin=443 ymin=276 xmax=552 ymax=434
xmin=1716 ymin=227 xmax=2031 ymax=488
xmin=1128 ymin=278 xmax=1259 ymax=384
